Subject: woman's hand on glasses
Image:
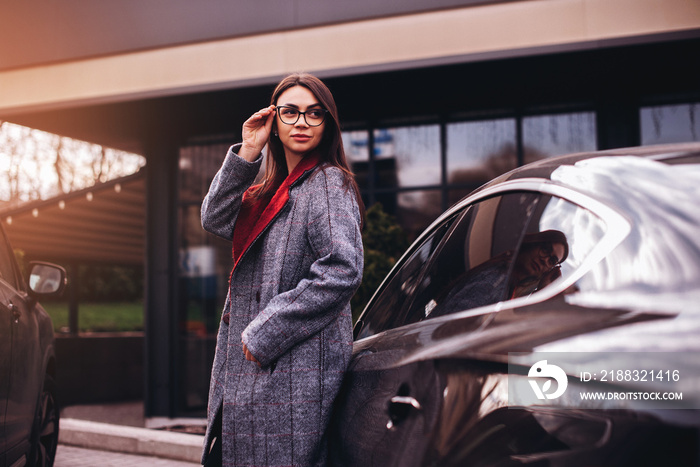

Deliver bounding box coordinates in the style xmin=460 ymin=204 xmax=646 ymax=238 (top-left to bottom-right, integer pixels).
xmin=239 ymin=105 xmax=276 ymax=162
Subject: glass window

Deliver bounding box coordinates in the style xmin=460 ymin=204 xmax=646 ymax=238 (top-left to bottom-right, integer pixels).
xmin=447 ymin=118 xmax=517 ymax=182
xmin=446 ymin=118 xmax=517 ymax=206
xmin=395 ymin=190 xmax=444 ymax=242
xmin=537 ymin=195 xmax=605 ymax=284
xmin=411 ymin=192 xmax=542 ymax=320
xmin=418 ymin=193 xmax=604 ymax=321
xmin=374 ymin=125 xmax=441 ymax=189
xmin=641 ymin=103 xmax=700 ymax=145
xmin=179 ymin=144 xmax=234 ymax=335
xmin=178 ymin=143 xmax=240 ymax=412
xmin=342 ymin=130 xmax=370 ymax=191
xmin=357 ymin=192 xmax=541 ymax=337
xmin=356 ymin=214 xmax=457 ymax=339
xmin=342 ymin=130 xmax=370 ymax=162
xmin=523 ymin=112 xmax=597 ymax=163
xmin=356 ymin=190 xmax=607 ymax=338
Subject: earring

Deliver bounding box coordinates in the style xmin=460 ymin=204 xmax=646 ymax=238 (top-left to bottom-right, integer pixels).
xmin=274 ymin=130 xmax=278 ymax=136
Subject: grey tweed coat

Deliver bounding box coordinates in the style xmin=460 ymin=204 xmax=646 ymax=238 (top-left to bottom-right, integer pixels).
xmin=200 ymin=144 xmax=363 ymax=466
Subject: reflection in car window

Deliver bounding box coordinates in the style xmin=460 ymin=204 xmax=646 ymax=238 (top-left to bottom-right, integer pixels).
xmin=356 ymin=191 xmax=606 ymax=339
xmin=537 ymin=194 xmax=605 ymax=284
xmin=357 ymin=192 xmax=540 ymax=338
xmin=413 ymin=192 xmax=541 ymax=319
xmin=422 ymin=194 xmax=604 ymax=320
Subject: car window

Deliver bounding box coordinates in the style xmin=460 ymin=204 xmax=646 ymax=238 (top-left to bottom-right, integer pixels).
xmin=355 ymin=214 xmax=458 ymax=339
xmin=0 ymin=227 xmax=19 ymax=289
xmin=411 ymin=192 xmax=543 ymax=320
xmin=535 ymin=193 xmax=605 ymax=291
xmin=419 ymin=193 xmax=605 ymax=320
xmin=356 ymin=191 xmax=606 ymax=338
xmin=357 ymin=192 xmax=541 ymax=338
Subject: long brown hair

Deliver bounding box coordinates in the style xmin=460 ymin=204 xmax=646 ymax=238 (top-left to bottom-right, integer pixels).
xmin=249 ymin=73 xmax=364 ymax=223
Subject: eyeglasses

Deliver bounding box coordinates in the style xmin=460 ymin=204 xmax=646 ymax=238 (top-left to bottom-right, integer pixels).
xmin=276 ymin=106 xmax=328 ymax=127
xmin=538 ymin=243 xmax=563 ymax=269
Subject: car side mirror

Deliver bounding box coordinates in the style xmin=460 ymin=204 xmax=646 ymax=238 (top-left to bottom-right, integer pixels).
xmin=27 ymin=261 xmax=67 ymax=297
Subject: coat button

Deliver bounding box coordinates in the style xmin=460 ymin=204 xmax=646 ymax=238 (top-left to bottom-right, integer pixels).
xmin=256 ymin=291 xmax=261 ymax=303
xmin=222 ymin=313 xmax=230 ymax=325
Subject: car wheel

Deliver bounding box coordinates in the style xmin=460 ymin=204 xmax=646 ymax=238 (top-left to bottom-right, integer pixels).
xmin=29 ymin=374 xmax=59 ymax=467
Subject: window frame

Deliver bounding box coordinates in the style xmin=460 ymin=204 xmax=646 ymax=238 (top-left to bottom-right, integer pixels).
xmin=344 ymin=107 xmax=598 ymax=241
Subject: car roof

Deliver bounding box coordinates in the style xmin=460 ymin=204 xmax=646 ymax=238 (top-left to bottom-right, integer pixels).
xmin=476 ymin=142 xmax=700 ymax=192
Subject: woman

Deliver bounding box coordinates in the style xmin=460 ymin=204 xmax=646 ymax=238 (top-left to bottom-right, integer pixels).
xmin=510 ymin=230 xmax=568 ymax=297
xmin=200 ymin=73 xmax=364 ymax=466
xmin=431 ymin=230 xmax=568 ymax=317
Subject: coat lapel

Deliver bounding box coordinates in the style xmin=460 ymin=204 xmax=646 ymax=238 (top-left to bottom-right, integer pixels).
xmin=231 ymin=153 xmax=321 ymax=272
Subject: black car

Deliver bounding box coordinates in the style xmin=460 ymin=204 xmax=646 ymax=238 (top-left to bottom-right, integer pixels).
xmin=329 ymin=143 xmax=700 ymax=466
xmin=0 ymin=224 xmax=66 ymax=467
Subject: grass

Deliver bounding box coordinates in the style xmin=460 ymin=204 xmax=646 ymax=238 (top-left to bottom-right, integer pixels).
xmin=41 ymin=301 xmax=144 ymax=333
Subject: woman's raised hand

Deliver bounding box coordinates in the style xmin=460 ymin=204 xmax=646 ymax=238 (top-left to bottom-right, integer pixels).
xmin=238 ymin=105 xmax=276 ymax=162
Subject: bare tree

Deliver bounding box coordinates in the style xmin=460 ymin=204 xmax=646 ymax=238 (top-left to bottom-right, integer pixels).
xmin=22 ymin=129 xmax=46 ymax=200
xmin=54 ymin=135 xmax=66 ymax=193
xmin=0 ymin=121 xmax=145 ymax=206
xmin=1 ymin=121 xmax=34 ymax=206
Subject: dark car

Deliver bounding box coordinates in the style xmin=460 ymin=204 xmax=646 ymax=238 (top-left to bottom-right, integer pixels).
xmin=329 ymin=143 xmax=700 ymax=466
xmin=0 ymin=224 xmax=66 ymax=467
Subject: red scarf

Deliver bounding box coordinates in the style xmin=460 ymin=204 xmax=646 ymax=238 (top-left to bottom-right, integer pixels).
xmin=231 ymin=153 xmax=321 ymax=272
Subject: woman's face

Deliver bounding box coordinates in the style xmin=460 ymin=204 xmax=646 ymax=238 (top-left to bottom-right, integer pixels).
xmin=275 ymin=85 xmax=326 ymax=163
xmin=516 ymin=242 xmax=566 ymax=279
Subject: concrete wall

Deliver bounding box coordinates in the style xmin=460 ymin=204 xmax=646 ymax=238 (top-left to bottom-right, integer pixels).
xmin=4 ymin=0 xmax=699 ymax=115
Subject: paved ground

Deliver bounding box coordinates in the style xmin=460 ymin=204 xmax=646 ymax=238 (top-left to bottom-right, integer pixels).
xmin=55 ymin=445 xmax=200 ymax=466
xmin=61 ymin=401 xmax=147 ymax=427
xmin=57 ymin=401 xmax=205 ymax=466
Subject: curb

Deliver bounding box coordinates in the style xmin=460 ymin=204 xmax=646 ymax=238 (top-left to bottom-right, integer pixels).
xmin=59 ymin=418 xmax=204 ymax=463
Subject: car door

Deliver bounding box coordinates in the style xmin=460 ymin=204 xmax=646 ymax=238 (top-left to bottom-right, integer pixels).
xmin=0 ymin=284 xmax=11 ymax=461
xmin=0 ymin=227 xmax=23 ymax=460
xmin=0 ymin=226 xmax=40 ymax=459
xmin=330 ymin=185 xmax=619 ymax=466
xmin=330 ymin=191 xmax=544 ymax=466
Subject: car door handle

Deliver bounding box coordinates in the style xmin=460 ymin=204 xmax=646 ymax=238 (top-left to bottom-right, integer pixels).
xmin=390 ymin=396 xmax=422 ymax=410
xmin=386 ymin=396 xmax=422 ymax=430
xmin=9 ymin=302 xmax=20 ymax=323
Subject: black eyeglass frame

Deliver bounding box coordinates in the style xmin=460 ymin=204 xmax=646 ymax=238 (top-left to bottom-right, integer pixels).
xmin=537 ymin=242 xmax=564 ymax=269
xmin=276 ymin=106 xmax=328 ymax=127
